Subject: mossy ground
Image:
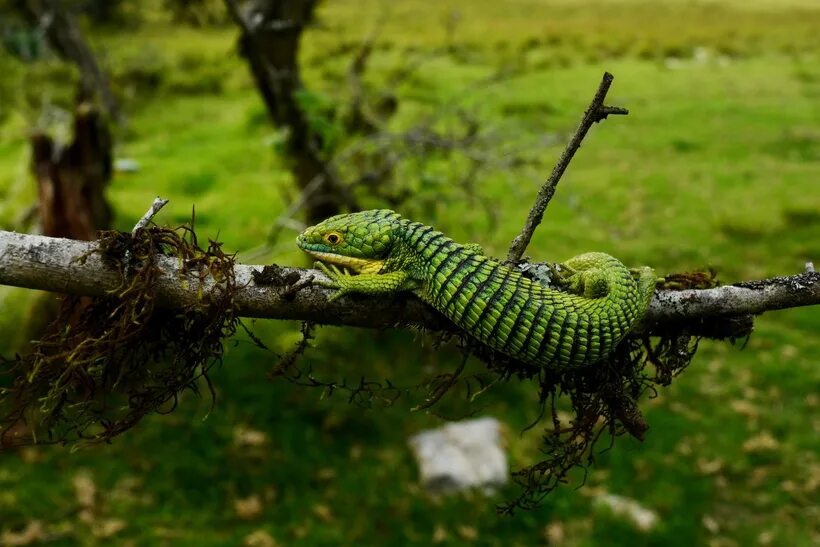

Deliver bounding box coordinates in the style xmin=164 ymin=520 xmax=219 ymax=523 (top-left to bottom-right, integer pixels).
xmin=1 ymin=0 xmax=819 ymax=545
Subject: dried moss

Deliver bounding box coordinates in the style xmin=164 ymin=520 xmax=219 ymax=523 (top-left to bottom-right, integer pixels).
xmin=0 ymin=224 xmax=238 ymax=447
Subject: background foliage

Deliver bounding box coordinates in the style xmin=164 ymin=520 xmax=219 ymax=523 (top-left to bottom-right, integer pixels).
xmin=1 ymin=0 xmax=819 ymax=545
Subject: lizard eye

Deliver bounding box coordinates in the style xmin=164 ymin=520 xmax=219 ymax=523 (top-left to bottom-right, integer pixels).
xmin=324 ymin=232 xmax=343 ymax=246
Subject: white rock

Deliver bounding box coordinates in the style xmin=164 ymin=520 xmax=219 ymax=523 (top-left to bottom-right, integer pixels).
xmin=408 ymin=416 xmax=508 ymax=494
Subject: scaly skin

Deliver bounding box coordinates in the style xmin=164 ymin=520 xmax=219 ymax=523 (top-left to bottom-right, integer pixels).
xmin=297 ymin=209 xmax=656 ymax=368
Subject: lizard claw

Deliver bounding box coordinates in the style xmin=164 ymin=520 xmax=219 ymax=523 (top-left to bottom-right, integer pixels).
xmin=314 ymin=261 xmax=349 ymax=301
xmin=326 ymin=289 xmax=348 ymax=303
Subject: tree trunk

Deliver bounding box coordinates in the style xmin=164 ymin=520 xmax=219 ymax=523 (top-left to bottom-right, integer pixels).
xmin=226 ymin=0 xmax=356 ymax=223
xmin=31 ymin=102 xmax=113 ymax=240
xmin=20 ymin=0 xmax=120 ymax=122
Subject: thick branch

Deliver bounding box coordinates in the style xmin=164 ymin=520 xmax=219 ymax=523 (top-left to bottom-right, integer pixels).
xmin=0 ymin=230 xmax=436 ymax=328
xmin=1 ymin=231 xmax=817 ymax=334
xmin=506 ymin=72 xmax=627 ymax=264
xmin=648 ymin=275 xmax=820 ymax=321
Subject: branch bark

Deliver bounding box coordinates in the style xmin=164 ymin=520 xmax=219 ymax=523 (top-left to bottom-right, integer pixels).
xmin=1 ymin=230 xmax=817 ymax=335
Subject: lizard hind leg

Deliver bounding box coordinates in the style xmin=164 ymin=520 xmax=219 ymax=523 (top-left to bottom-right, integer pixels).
xmin=559 ymin=253 xmax=614 ymax=299
xmin=564 ymin=267 xmax=611 ymax=299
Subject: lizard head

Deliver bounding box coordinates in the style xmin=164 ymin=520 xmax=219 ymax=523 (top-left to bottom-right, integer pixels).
xmin=297 ymin=209 xmax=401 ymax=274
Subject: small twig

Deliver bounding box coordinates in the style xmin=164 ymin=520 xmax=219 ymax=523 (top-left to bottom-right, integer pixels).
xmin=125 ymin=197 xmax=168 ymax=277
xmin=280 ymin=274 xmax=314 ymax=300
xmin=132 ymin=197 xmax=169 ymax=233
xmin=506 ymin=72 xmax=628 ymax=264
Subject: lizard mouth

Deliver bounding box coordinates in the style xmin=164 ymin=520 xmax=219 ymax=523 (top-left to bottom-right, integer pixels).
xmin=302 ymin=250 xmax=385 ymax=275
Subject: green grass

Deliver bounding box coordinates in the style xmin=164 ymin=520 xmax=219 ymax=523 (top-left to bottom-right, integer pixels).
xmin=1 ymin=1 xmax=819 ymax=545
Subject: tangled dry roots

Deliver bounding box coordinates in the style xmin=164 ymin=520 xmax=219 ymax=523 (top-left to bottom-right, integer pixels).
xmin=488 ymin=334 xmax=699 ymax=513
xmin=455 ymin=270 xmax=713 ymax=512
xmin=264 ymin=309 xmax=701 ymax=513
xmin=259 ymin=268 xmax=715 ymax=512
xmin=0 ymin=225 xmax=238 ymax=447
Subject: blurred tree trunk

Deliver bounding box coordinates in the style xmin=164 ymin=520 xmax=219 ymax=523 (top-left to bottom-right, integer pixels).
xmin=22 ymin=101 xmax=113 ymax=345
xmin=31 ymin=102 xmax=113 ymax=240
xmin=18 ymin=0 xmax=120 ymax=121
xmin=225 ymin=0 xmax=356 ymax=224
xmin=4 ymin=101 xmax=114 ymax=442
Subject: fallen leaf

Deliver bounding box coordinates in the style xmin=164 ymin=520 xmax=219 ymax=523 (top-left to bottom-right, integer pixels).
xmin=312 ymin=504 xmax=333 ymax=523
xmin=73 ymin=471 xmax=96 ymax=509
xmin=544 ymin=522 xmax=565 ymax=545
xmin=750 ymin=466 xmax=770 ymax=485
xmin=432 ymin=525 xmax=448 ymax=543
xmin=233 ymin=426 xmax=269 ymax=448
xmin=594 ymin=493 xmax=659 ymax=532
xmin=697 ymin=458 xmax=724 ymax=475
xmin=702 ymin=515 xmax=719 ymax=533
xmin=244 ymin=529 xmax=277 ymax=547
xmin=729 ymin=399 xmax=758 ymax=419
xmin=758 ymin=530 xmax=775 ymax=545
xmin=742 ymin=431 xmax=779 ymax=453
xmin=675 ymin=437 xmax=693 ymax=456
xmin=315 ymin=468 xmax=336 ymax=482
xmin=92 ymin=518 xmax=126 ymax=538
xmin=235 ymin=495 xmax=263 ymax=520
xmin=1 ymin=521 xmax=45 ymax=546
xmin=457 ymin=525 xmax=478 ymax=541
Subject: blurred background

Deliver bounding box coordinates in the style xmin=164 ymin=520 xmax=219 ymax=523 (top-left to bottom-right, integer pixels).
xmin=0 ymin=0 xmax=818 ymax=545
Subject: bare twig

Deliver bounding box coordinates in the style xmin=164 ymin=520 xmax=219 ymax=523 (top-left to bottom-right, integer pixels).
xmin=280 ymin=274 xmax=315 ymax=300
xmin=1 ymin=230 xmax=817 ymax=334
xmin=132 ymin=197 xmax=169 ymax=233
xmin=506 ymin=72 xmax=628 ymax=264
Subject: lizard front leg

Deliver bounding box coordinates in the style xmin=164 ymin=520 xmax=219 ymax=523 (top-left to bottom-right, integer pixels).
xmin=314 ymin=262 xmax=419 ymax=302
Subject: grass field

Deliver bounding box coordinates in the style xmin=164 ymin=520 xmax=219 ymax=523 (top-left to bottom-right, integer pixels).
xmin=1 ymin=0 xmax=819 ymax=545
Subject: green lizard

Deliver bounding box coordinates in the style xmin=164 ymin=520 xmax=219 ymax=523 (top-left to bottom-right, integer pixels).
xmin=297 ymin=209 xmax=656 ymax=369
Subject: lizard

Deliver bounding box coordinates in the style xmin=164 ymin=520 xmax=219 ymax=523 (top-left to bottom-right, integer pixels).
xmin=296 ymin=209 xmax=656 ymax=369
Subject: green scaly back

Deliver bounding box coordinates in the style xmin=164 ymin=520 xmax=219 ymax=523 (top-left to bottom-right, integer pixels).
xmin=297 ymin=209 xmax=656 ymax=368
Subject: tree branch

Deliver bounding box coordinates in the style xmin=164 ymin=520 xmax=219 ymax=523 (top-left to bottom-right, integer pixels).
xmin=1 ymin=231 xmax=817 ymax=335
xmin=132 ymin=197 xmax=169 ymax=232
xmin=0 ymin=230 xmax=437 ymax=328
xmin=506 ymin=72 xmax=627 ymax=264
